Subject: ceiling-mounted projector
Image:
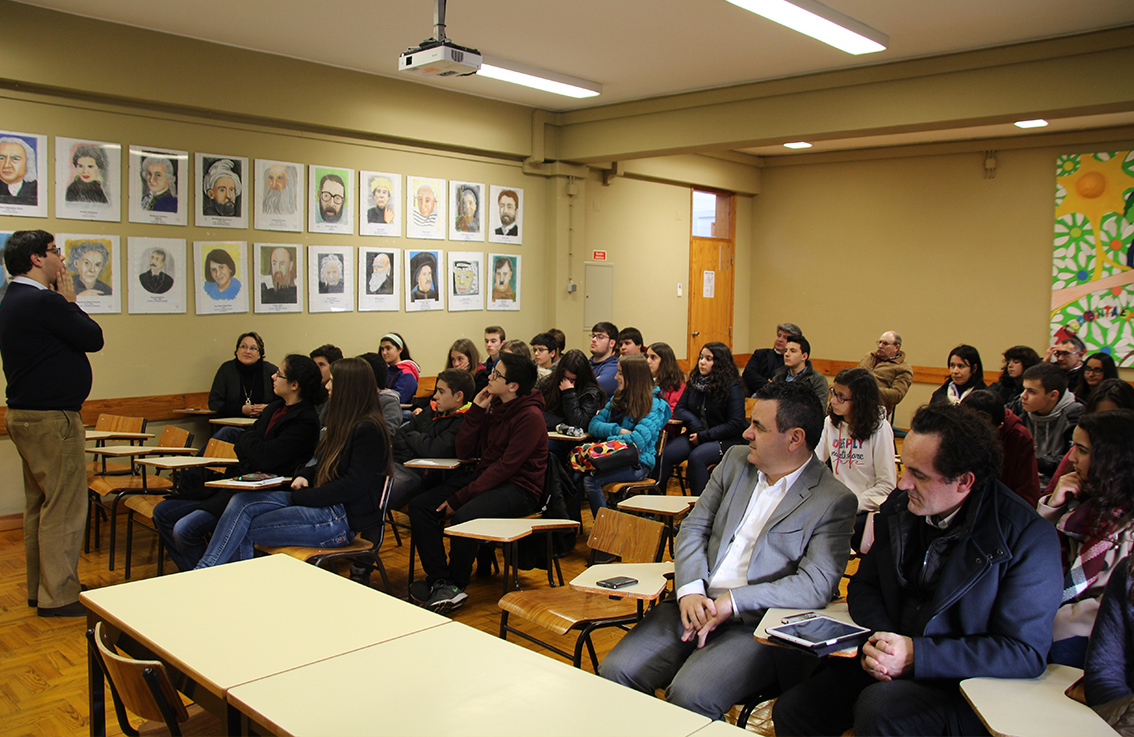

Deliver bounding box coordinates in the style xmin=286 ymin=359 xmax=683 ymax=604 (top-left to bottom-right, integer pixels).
xmin=399 ymin=39 xmax=481 ymax=78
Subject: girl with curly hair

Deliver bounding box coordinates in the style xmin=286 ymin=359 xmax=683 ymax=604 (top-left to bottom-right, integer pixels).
xmin=1041 ymin=409 xmax=1134 ymax=668
xmin=657 ymin=341 xmax=746 ymax=496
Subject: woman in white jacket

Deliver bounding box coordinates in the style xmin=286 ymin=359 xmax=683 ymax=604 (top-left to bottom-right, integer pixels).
xmin=816 ymin=367 xmax=896 ymax=551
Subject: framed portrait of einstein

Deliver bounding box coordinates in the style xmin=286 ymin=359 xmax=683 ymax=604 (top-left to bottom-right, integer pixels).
xmin=308 ymin=245 xmax=353 ymax=313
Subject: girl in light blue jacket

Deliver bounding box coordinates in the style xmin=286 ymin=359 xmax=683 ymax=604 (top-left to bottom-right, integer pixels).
xmin=583 ymin=354 xmax=671 ymax=515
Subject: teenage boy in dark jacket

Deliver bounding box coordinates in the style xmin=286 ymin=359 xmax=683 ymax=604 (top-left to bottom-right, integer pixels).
xmin=409 ymin=352 xmax=548 ymax=611
xmin=388 ymin=369 xmax=473 ymax=510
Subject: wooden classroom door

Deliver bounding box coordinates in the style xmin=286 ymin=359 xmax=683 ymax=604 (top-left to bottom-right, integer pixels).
xmin=687 ymin=237 xmax=734 ymax=360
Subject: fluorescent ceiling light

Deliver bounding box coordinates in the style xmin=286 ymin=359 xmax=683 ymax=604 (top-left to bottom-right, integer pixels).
xmin=479 ymin=56 xmax=601 ymax=98
xmin=725 ymin=0 xmax=887 ymax=55
xmin=784 ymin=141 xmax=813 ymax=149
xmin=1014 ymin=119 xmax=1049 ymax=129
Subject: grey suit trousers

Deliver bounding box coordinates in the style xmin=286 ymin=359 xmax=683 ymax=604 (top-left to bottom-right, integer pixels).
xmin=600 ymin=600 xmax=805 ymax=720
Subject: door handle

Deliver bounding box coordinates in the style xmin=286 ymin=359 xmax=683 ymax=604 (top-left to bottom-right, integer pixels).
xmin=691 ymin=331 xmax=700 ymax=337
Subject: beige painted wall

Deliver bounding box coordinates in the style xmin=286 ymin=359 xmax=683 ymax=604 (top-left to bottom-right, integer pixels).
xmin=749 ymin=143 xmax=1134 ymax=427
xmin=558 ymin=172 xmax=753 ymax=360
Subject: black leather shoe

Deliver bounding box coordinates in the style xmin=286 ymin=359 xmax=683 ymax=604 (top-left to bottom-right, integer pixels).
xmin=29 ymin=583 xmax=87 ymax=608
xmin=37 ymin=600 xmax=87 ymax=617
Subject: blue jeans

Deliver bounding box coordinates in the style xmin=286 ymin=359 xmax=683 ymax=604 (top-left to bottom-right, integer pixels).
xmin=194 ymin=491 xmax=293 ymax=568
xmin=658 ymin=437 xmax=731 ymax=496
xmin=247 ymin=503 xmax=352 ymax=550
xmin=153 ymin=498 xmax=218 ymax=572
xmin=582 ymin=465 xmax=649 ymax=516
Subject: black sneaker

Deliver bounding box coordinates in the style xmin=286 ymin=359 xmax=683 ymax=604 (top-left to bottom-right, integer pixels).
xmin=424 ymin=582 xmax=467 ymax=613
xmin=409 ymin=580 xmax=434 ymax=605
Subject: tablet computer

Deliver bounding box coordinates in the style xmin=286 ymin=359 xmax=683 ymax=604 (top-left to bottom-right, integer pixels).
xmin=766 ymin=615 xmax=871 ymax=651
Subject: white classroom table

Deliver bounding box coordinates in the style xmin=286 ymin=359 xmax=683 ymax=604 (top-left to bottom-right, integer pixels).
xmin=617 ymin=494 xmax=698 ymax=516
xmin=228 ymin=620 xmax=714 ymax=737
xmin=961 ymin=664 xmax=1117 ymax=737
xmin=82 ymin=554 xmax=449 ymax=737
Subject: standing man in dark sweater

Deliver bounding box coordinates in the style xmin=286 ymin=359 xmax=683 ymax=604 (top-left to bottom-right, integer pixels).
xmin=409 ymin=352 xmax=548 ymax=612
xmin=0 ymin=230 xmax=104 ymax=617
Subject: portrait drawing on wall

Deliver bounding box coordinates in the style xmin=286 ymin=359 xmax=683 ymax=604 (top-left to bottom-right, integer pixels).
xmin=128 ymin=145 xmax=187 ymax=226
xmin=61 ymin=234 xmax=120 ymax=314
xmin=128 ymin=237 xmax=186 ymax=314
xmin=358 ymin=248 xmax=399 ymax=312
xmin=55 ymin=137 xmax=121 ymax=222
xmin=406 ymin=176 xmax=446 ymax=241
xmin=487 ymin=252 xmax=521 ymax=311
xmin=254 ymin=159 xmax=304 ymax=233
xmin=360 ymin=171 xmax=401 ymax=237
xmin=488 ymin=185 xmax=523 ymax=245
xmin=449 ymin=181 xmax=485 ymax=242
xmin=405 ymin=248 xmax=444 ymax=312
xmin=196 ymin=153 xmax=248 ymax=229
xmin=0 ymin=131 xmax=48 ymax=218
xmin=308 ymin=245 xmax=353 ymax=313
xmin=194 ymin=241 xmax=248 ymax=315
xmin=254 ymin=243 xmax=303 ymax=314
xmin=447 ymin=250 xmax=483 ymax=312
xmin=309 ymin=166 xmax=354 ymax=235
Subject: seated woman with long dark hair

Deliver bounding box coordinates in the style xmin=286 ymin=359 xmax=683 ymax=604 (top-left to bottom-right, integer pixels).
xmin=646 ymin=341 xmax=685 ymax=412
xmin=379 ymin=332 xmax=420 ymax=404
xmin=1040 ymin=409 xmax=1134 ymax=668
xmin=989 ymin=344 xmax=1041 ymax=405
xmin=1075 ymin=352 xmax=1120 ymax=405
xmin=154 ymin=354 xmax=324 ymax=571
xmin=1045 ymin=379 xmax=1134 ymax=496
xmin=542 ymin=348 xmax=605 ymax=431
xmin=658 ymin=341 xmax=746 ymax=496
xmin=581 ymin=355 xmax=671 ymax=515
xmin=929 ymin=344 xmax=986 ymax=405
xmin=194 ymin=357 xmax=394 ymax=568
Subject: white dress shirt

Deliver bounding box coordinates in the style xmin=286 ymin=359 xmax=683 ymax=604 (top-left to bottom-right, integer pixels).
xmin=677 ymin=461 xmax=809 ymax=600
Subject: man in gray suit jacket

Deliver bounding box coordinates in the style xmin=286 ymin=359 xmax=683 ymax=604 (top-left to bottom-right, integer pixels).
xmin=600 ymin=380 xmax=857 ymax=719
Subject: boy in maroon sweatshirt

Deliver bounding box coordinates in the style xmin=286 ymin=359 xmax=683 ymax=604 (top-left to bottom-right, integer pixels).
xmin=409 ymin=352 xmax=548 ymax=611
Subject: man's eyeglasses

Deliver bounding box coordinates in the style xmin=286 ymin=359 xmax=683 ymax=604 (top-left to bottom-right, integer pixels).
xmin=319 ymin=191 xmax=345 ymax=205
xmin=43 ymin=247 xmax=61 ymax=256
xmin=489 ymin=368 xmax=507 ymax=382
xmin=877 ymin=340 xmax=895 ymax=346
xmin=591 ymin=333 xmax=609 ymax=341
xmin=1052 ymin=350 xmax=1075 ymax=358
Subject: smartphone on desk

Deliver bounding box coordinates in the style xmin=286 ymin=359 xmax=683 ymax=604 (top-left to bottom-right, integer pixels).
xmin=596 ymin=576 xmax=638 ymax=590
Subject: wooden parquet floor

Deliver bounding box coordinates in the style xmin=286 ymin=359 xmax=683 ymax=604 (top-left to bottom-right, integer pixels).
xmin=0 ymin=485 xmax=778 ymax=737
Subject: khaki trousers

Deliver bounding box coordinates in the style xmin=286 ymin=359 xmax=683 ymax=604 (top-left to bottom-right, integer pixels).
xmin=6 ymin=409 xmax=87 ymax=608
